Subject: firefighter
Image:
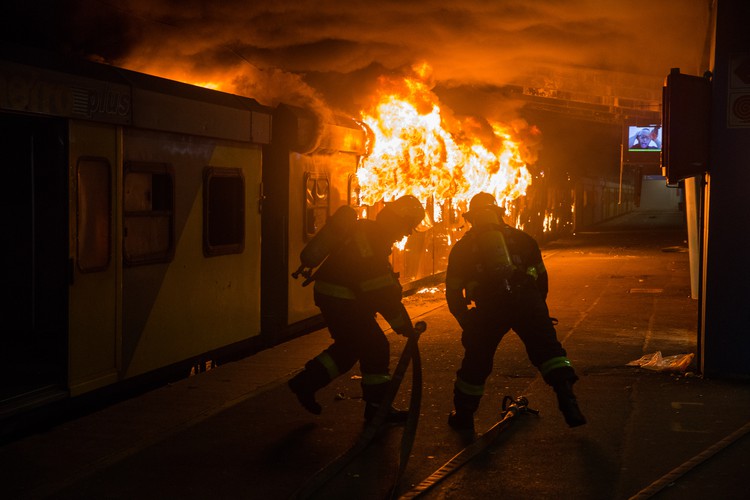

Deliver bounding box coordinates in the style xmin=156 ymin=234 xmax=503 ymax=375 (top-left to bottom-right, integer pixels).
xmin=445 ymin=192 xmax=586 ymax=431
xmin=288 ymin=195 xmax=426 ymax=423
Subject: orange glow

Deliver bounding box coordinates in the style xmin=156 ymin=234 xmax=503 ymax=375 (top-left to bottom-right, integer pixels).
xmin=114 ymin=53 xmax=243 ymax=94
xmin=356 ymin=65 xmax=534 ymax=219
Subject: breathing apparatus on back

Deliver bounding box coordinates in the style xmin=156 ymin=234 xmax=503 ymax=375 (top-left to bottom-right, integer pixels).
xmin=292 ymin=204 xmax=358 ymax=286
xmin=292 ymin=195 xmax=424 ymax=286
xmin=464 ymin=192 xmax=516 ymax=284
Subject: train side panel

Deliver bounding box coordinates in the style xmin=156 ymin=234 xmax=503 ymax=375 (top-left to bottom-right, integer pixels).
xmin=120 ymin=129 xmax=263 ymax=378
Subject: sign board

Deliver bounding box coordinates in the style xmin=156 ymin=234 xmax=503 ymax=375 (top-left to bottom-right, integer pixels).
xmin=728 ymin=53 xmax=750 ymax=128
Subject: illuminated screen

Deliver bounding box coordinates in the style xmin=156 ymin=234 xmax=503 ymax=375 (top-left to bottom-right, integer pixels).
xmin=627 ymin=125 xmax=662 ymax=152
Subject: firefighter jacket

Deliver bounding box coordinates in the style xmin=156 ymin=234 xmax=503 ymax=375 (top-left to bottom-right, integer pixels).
xmin=313 ymin=219 xmax=413 ymax=336
xmin=445 ymin=222 xmax=549 ymax=325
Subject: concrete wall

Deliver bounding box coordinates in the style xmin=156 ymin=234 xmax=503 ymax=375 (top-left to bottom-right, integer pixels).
xmin=638 ymin=175 xmax=682 ymax=211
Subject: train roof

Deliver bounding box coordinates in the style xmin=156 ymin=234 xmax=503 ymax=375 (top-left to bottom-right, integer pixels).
xmin=0 ymin=43 xmax=272 ymax=144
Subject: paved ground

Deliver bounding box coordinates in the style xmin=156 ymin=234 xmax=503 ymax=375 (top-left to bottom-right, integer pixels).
xmin=3 ymin=210 xmax=750 ymax=499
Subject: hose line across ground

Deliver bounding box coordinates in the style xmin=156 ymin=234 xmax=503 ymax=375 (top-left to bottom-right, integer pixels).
xmin=628 ymin=420 xmax=750 ymax=499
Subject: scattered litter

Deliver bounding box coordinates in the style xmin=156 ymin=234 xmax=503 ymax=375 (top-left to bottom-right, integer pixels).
xmin=627 ymin=351 xmax=695 ymax=372
xmin=334 ymin=392 xmax=361 ymax=401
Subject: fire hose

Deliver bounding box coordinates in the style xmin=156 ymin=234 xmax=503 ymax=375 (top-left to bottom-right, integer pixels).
xmin=628 ymin=419 xmax=750 ymax=499
xmin=396 ymin=395 xmax=539 ymax=499
xmin=289 ymin=320 xmax=426 ymax=500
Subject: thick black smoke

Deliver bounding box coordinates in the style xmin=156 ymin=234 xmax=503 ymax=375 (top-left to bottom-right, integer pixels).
xmin=4 ymin=0 xmax=712 ymax=117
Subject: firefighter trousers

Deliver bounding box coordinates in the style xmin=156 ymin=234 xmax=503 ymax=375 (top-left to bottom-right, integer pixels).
xmin=312 ymin=293 xmax=392 ymax=403
xmin=455 ymin=288 xmax=576 ymax=412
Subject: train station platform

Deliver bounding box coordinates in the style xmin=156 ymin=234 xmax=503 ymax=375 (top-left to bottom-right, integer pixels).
xmin=3 ymin=210 xmax=750 ymax=499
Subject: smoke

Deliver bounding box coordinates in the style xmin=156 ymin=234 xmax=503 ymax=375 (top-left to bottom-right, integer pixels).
xmin=4 ymin=0 xmax=712 ymax=140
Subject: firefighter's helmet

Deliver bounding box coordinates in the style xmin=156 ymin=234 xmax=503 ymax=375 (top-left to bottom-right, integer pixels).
xmin=387 ymin=195 xmax=426 ymax=228
xmin=463 ymin=192 xmax=499 ymax=223
xmin=377 ymin=195 xmax=425 ymax=236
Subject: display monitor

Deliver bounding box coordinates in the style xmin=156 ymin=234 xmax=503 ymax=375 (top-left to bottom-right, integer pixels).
xmin=627 ymin=125 xmax=662 ymax=152
xmin=623 ymin=123 xmax=661 ymax=165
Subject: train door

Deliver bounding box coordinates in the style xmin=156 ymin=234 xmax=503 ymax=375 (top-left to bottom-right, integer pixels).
xmin=0 ymin=113 xmax=69 ymax=407
xmin=67 ymin=121 xmax=120 ymax=396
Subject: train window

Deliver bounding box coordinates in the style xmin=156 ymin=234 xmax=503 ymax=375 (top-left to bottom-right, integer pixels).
xmin=77 ymin=158 xmax=111 ymax=272
xmin=203 ymin=167 xmax=245 ymax=257
xmin=123 ymin=162 xmax=175 ymax=266
xmin=347 ymin=173 xmax=359 ymax=207
xmin=304 ymin=172 xmax=330 ymax=240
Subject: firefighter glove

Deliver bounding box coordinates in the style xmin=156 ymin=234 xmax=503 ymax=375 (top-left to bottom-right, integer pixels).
xmin=457 ymin=308 xmax=480 ymax=332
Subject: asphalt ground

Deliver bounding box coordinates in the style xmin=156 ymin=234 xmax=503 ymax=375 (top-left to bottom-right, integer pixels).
xmin=3 ymin=210 xmax=750 ymax=500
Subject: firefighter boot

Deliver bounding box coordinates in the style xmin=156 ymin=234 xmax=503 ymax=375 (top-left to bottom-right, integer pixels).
xmin=288 ymin=359 xmax=331 ymax=415
xmin=553 ymin=380 xmax=587 ymax=427
xmin=362 ymin=380 xmax=409 ymax=424
xmin=447 ymin=385 xmax=480 ymax=432
xmin=447 ymin=410 xmax=475 ymax=432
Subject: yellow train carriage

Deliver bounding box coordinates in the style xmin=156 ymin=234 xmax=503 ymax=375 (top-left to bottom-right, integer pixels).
xmin=1 ymin=44 xmax=272 ymax=416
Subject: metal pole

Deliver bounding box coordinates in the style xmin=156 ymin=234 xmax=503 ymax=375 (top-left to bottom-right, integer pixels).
xmin=619 ymin=143 xmax=624 ymax=205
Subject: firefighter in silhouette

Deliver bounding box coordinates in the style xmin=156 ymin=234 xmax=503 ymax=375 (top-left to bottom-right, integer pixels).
xmin=445 ymin=192 xmax=586 ymax=431
xmin=288 ymin=195 xmax=426 ymax=423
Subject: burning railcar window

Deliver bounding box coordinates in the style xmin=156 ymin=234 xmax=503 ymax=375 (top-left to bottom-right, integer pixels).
xmin=304 ymin=172 xmax=330 ymax=239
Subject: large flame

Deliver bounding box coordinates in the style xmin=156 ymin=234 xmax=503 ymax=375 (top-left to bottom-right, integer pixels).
xmin=356 ymin=65 xmax=534 ymax=220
